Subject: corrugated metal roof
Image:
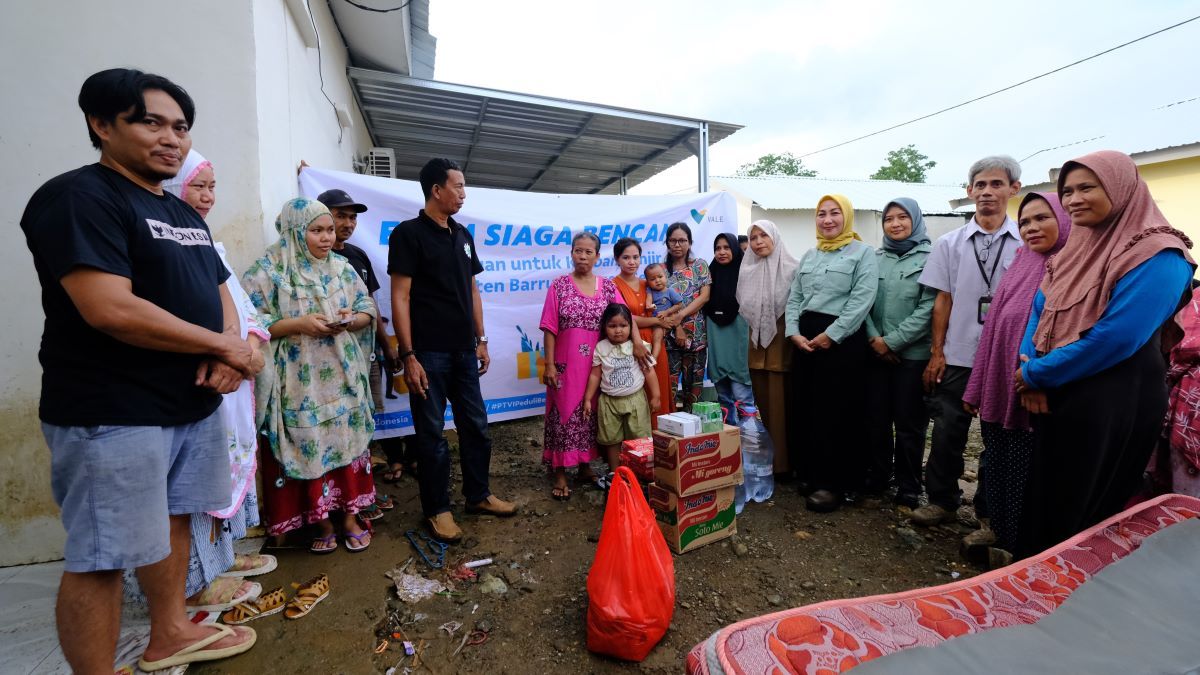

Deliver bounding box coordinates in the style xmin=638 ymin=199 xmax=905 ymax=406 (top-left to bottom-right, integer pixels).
xmin=347 ymin=68 xmax=742 ymax=194
xmin=713 ymin=175 xmax=969 ymax=214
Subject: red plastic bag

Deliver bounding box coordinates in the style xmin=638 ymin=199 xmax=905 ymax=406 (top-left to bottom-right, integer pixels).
xmin=586 ymin=466 xmax=676 ymax=661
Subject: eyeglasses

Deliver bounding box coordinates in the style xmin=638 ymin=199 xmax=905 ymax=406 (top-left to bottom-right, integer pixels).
xmin=976 ymin=234 xmax=996 ymax=262
xmin=667 ymin=238 xmax=690 ymax=246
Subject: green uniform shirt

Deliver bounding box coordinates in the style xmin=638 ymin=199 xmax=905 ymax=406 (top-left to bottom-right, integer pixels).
xmin=864 ymin=242 xmax=935 ymax=361
xmin=784 ymin=240 xmax=878 ymax=344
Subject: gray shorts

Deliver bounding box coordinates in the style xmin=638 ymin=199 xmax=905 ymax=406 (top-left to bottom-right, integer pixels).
xmin=43 ymin=411 xmax=230 ymax=573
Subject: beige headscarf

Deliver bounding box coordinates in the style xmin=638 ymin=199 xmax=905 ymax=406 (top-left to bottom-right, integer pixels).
xmin=737 ymin=220 xmax=799 ymax=348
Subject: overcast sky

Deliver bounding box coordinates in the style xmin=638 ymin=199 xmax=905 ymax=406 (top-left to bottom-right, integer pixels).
xmin=428 ymin=0 xmax=1200 ymax=193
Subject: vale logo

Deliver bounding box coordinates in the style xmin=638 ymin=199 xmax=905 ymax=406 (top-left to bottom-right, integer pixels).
xmin=689 ymin=208 xmax=707 ymax=225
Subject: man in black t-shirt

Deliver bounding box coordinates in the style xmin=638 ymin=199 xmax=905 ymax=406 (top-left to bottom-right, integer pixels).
xmin=319 ymin=187 xmax=412 ymax=486
xmin=389 ymin=158 xmax=517 ymax=543
xmin=20 ymin=69 xmax=259 ymax=672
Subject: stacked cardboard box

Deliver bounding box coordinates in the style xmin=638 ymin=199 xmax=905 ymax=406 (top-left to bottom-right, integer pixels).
xmin=648 ymin=425 xmax=742 ymax=553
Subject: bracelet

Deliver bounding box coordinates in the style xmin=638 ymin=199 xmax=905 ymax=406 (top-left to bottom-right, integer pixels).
xmin=400 ymin=350 xmax=416 ymax=361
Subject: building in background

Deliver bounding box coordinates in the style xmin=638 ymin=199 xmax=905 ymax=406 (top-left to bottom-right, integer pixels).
xmin=714 ymin=175 xmax=972 ymax=257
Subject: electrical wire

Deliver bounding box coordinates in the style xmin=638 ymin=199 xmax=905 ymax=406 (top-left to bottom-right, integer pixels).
xmin=306 ymin=0 xmax=344 ymax=143
xmin=341 ymin=0 xmax=411 ymax=12
xmin=798 ymin=14 xmax=1200 ymax=159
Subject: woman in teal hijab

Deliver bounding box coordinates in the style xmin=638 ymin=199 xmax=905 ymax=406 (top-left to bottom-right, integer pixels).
xmin=863 ymin=198 xmax=936 ymax=508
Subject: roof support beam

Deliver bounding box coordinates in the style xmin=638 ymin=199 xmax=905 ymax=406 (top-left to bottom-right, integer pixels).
xmin=592 ymin=126 xmax=698 ymax=194
xmin=461 ymin=99 xmax=490 ymax=173
xmin=527 ymin=114 xmax=596 ymax=191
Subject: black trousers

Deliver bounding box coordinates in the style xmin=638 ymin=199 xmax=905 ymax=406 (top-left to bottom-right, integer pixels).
xmin=1016 ymin=334 xmax=1167 ymax=559
xmin=926 ymin=364 xmax=972 ymax=509
xmin=864 ymin=357 xmax=930 ymax=497
xmin=791 ymin=312 xmax=868 ymax=493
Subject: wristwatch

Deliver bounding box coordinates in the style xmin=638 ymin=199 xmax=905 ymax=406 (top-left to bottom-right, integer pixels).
xmin=476 ymin=336 xmax=489 ymax=345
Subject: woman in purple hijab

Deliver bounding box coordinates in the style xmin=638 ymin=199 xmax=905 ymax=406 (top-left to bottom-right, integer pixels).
xmin=963 ymin=192 xmax=1071 ymax=561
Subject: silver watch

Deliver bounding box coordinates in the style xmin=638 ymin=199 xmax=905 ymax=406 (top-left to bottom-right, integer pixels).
xmin=476 ymin=336 xmax=489 ymax=345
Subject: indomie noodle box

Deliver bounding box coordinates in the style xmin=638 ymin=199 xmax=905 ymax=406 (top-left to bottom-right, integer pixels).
xmin=647 ymin=483 xmax=736 ymax=553
xmin=652 ymin=425 xmax=742 ymax=497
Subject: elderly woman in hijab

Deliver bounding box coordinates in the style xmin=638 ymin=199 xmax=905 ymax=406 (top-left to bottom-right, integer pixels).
xmin=863 ymin=198 xmax=935 ymax=509
xmin=1014 ymin=151 xmax=1194 ymax=558
xmin=706 ymin=232 xmax=753 ymax=422
xmin=737 ymin=220 xmax=799 ymax=474
xmin=786 ymin=195 xmax=878 ymax=512
xmin=961 ymin=192 xmax=1071 ymax=562
xmin=242 ymin=198 xmax=379 ymax=554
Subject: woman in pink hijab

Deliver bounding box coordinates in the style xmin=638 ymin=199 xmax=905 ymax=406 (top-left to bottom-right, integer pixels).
xmin=1013 ymin=151 xmax=1194 ymax=558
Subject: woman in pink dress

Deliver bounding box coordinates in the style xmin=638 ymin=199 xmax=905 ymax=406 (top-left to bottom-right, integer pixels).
xmin=540 ymin=232 xmax=627 ymax=499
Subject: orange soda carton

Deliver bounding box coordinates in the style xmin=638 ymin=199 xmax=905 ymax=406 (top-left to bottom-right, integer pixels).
xmin=647 ymin=483 xmax=737 ymax=553
xmin=652 ymin=425 xmax=742 ymax=497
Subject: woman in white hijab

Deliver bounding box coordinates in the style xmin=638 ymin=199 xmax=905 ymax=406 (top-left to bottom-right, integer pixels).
xmin=165 ymin=150 xmax=277 ymax=609
xmin=736 ymin=220 xmax=800 ymax=475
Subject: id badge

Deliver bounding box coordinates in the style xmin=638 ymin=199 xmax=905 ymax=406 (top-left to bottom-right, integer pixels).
xmin=977 ymin=295 xmax=993 ymax=325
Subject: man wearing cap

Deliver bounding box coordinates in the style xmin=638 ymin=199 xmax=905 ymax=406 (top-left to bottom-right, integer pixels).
xmin=317 ymin=188 xmax=411 ymax=487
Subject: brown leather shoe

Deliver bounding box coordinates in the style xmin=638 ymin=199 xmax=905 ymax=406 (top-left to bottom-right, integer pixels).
xmin=465 ymin=495 xmax=518 ymax=517
xmin=426 ymin=512 xmax=463 ymax=543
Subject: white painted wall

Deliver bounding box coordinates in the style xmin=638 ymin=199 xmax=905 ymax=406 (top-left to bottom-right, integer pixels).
xmin=0 ymin=0 xmax=370 ymax=565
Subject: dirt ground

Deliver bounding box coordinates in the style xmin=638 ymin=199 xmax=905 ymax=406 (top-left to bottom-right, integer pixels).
xmin=194 ymin=417 xmax=985 ymax=675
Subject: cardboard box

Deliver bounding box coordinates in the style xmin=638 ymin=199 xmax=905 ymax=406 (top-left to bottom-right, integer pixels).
xmin=648 ymin=483 xmax=737 ymax=553
xmin=619 ymin=437 xmax=654 ymax=482
xmin=652 ymin=425 xmax=742 ymax=497
xmin=657 ymin=412 xmax=701 ymax=437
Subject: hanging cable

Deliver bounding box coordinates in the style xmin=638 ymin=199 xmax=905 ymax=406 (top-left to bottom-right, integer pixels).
xmin=798 ymin=14 xmax=1200 ymax=159
xmin=306 ymin=0 xmax=344 ymax=144
xmin=341 ymin=0 xmax=411 ymax=13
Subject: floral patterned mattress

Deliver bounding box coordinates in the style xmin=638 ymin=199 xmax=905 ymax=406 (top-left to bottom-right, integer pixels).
xmin=686 ymin=494 xmax=1200 ymax=675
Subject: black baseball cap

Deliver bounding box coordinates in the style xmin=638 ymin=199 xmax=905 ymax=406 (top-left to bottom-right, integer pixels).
xmin=316 ymin=188 xmax=368 ymax=213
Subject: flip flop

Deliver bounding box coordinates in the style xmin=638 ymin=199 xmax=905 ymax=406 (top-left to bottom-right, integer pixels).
xmin=220 ymin=587 xmax=287 ymax=625
xmin=380 ymin=465 xmax=404 ymax=483
xmin=137 ymin=623 xmax=256 ymax=671
xmin=345 ymin=528 xmax=371 ymax=552
xmin=285 ymin=574 xmax=330 ymax=619
xmin=376 ymin=494 xmax=395 ymax=511
xmin=186 ymin=578 xmax=262 ymax=612
xmin=551 ymin=484 xmax=571 ymax=501
xmin=310 ymin=533 xmax=338 ymax=554
xmin=220 ymin=553 xmax=278 ymax=578
xmin=359 ymin=504 xmax=386 ymax=522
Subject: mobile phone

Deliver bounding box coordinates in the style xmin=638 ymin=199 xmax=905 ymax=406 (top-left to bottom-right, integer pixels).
xmin=325 ymin=316 xmax=353 ymax=328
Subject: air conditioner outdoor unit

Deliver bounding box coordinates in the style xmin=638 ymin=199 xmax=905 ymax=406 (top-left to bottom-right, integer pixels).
xmin=365 ymin=147 xmax=396 ymax=179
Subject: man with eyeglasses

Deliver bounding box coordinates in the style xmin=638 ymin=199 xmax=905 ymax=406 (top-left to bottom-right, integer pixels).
xmin=913 ymin=156 xmax=1022 ymax=536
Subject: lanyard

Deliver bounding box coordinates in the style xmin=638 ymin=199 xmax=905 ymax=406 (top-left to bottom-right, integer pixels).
xmin=973 ymin=232 xmax=1008 ymax=293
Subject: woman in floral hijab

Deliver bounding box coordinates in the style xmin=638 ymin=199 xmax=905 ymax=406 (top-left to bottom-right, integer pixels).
xmin=242 ymin=198 xmax=379 ymax=553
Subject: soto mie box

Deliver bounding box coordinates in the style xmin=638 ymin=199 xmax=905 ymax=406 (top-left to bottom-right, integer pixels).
xmin=652 ymin=424 xmax=742 ymax=497
xmin=648 ymin=483 xmax=737 ymax=553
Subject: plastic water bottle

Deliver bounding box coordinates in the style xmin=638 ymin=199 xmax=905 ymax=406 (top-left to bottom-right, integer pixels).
xmin=738 ymin=405 xmax=775 ymax=503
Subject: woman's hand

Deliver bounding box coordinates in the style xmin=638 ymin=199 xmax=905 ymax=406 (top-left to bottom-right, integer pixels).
xmin=810 ymin=333 xmax=833 ymax=350
xmin=963 ymin=401 xmax=979 ymax=416
xmin=869 ymin=336 xmax=898 ymax=363
xmin=1013 ymin=355 xmax=1032 ymax=393
xmin=297 ymin=314 xmax=339 ymax=337
xmin=661 ymin=314 xmax=681 ymax=329
xmin=544 ymin=366 xmax=560 ymax=390
xmin=631 ymin=337 xmax=653 ymax=369
xmin=673 ymin=332 xmax=689 ymax=348
xmin=1019 ymin=390 xmax=1049 ymax=414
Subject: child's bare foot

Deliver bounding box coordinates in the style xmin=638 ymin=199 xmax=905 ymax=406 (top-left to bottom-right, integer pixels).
xmin=551 ymin=471 xmax=571 ymax=500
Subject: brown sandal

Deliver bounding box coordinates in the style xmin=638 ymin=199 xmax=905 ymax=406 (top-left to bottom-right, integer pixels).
xmin=221 ymin=586 xmax=287 ymax=625
xmin=285 ymin=574 xmax=330 ymax=619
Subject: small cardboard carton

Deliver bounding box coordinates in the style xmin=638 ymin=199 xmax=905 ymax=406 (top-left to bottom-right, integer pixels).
xmin=619 ymin=437 xmax=654 ymax=482
xmin=652 ymin=425 xmax=742 ymax=497
xmin=657 ymin=412 xmax=702 ymax=437
xmin=648 ymin=483 xmax=737 ymax=553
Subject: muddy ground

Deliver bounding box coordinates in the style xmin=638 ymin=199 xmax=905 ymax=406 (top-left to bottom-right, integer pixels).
xmin=194 ymin=417 xmax=984 ymax=675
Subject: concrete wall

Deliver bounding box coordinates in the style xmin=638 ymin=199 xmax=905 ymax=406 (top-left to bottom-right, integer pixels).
xmin=0 ymin=0 xmax=369 ymax=566
xmin=1139 ymin=156 xmax=1200 ymax=247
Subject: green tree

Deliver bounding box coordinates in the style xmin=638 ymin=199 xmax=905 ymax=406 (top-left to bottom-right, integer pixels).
xmin=870 ymin=145 xmax=937 ymax=183
xmin=735 ymin=152 xmax=817 ymax=177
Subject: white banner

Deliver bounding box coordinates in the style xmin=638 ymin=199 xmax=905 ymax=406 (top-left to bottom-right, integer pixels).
xmin=298 ymin=167 xmax=737 ymax=437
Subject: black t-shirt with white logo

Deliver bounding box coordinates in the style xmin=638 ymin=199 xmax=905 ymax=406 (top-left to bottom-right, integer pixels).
xmin=387 ymin=211 xmax=483 ymax=352
xmin=336 ymin=242 xmax=380 ymax=294
xmin=20 ymin=164 xmax=230 ymax=426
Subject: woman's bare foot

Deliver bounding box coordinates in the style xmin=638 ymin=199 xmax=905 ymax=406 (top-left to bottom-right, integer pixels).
xmin=311 ymin=519 xmax=337 ymax=553
xmin=551 ymin=470 xmax=571 ymax=500
xmin=343 ymin=514 xmax=371 ymax=549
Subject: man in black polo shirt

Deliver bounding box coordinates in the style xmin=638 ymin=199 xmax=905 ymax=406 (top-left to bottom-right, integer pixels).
xmin=318 ymin=187 xmax=410 ymax=485
xmin=389 ymin=158 xmax=516 ymax=542
xmin=21 ymin=69 xmax=259 ymax=672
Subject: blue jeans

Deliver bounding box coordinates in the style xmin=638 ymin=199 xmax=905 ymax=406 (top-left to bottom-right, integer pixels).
xmin=714 ymin=377 xmax=756 ymax=425
xmin=410 ymin=350 xmax=493 ymax=517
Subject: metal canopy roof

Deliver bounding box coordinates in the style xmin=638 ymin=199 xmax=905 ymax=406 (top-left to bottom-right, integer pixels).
xmin=347 ymin=67 xmax=742 ymax=194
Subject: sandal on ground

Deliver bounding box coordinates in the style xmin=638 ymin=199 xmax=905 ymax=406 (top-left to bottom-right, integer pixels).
xmin=345 ymin=523 xmax=372 ymax=552
xmin=186 ymin=577 xmax=262 ymax=612
xmin=285 ymin=574 xmax=331 ymax=619
xmin=310 ymin=533 xmax=338 ymax=554
xmin=137 ymin=623 xmax=256 ymax=671
xmin=551 ymin=484 xmax=571 ymax=501
xmin=220 ymin=553 xmax=278 ymax=578
xmin=381 ymin=464 xmax=404 ymax=483
xmin=359 ymin=504 xmax=386 ymax=522
xmin=221 ymin=587 xmax=287 ymax=624
xmin=375 ymin=494 xmax=395 ymax=510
